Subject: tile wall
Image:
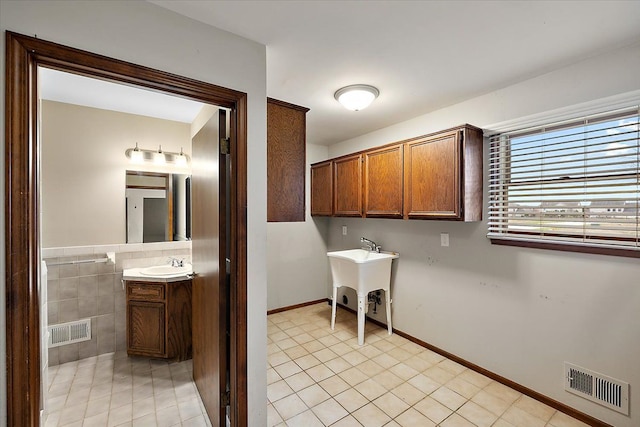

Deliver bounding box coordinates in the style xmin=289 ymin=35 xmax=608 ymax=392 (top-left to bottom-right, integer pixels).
xmin=43 ymin=242 xmax=191 ymax=366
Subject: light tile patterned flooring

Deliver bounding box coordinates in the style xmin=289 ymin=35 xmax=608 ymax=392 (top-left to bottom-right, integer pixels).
xmin=44 ymin=352 xmax=211 ymax=427
xmin=267 ymin=303 xmax=589 ymax=427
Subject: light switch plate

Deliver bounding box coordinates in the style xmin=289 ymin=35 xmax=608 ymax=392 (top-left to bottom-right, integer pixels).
xmin=342 ymin=225 xmax=348 ymax=236
xmin=440 ymin=233 xmax=449 ymax=247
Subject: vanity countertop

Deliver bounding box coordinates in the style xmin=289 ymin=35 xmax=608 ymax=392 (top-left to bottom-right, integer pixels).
xmin=123 ymin=267 xmax=192 ymax=283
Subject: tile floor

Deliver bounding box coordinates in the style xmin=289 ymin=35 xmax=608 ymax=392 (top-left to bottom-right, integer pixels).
xmin=44 ymin=352 xmax=211 ymax=427
xmin=267 ymin=303 xmax=590 ymax=427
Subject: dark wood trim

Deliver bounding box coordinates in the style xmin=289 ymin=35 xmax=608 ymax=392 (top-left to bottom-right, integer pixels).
xmin=317 ymin=301 xmax=610 ymax=427
xmin=491 ymin=238 xmax=640 ymax=259
xmin=5 ymin=31 xmax=248 ymax=426
xmin=267 ymin=299 xmax=328 ymax=315
xmin=266 ymin=97 xmax=310 ymax=113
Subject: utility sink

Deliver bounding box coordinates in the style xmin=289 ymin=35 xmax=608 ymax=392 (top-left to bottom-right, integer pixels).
xmin=139 ymin=264 xmax=192 ymax=277
xmin=327 ymin=249 xmax=399 ymax=345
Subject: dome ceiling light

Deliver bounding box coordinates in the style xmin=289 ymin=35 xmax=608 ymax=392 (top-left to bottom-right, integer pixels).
xmin=334 ymin=84 xmax=379 ymax=111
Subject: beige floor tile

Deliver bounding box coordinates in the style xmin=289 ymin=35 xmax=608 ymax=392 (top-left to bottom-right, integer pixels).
xmin=329 ymin=341 xmax=354 ymax=356
xmin=83 ymin=411 xmax=109 ymax=427
xmin=313 ymin=347 xmax=339 ymax=363
xmin=372 ymin=353 xmax=400 ymax=369
xmin=456 ymin=401 xmax=498 ymax=427
xmin=501 ymin=405 xmax=546 ymax=427
xmin=319 ymin=374 xmax=351 ymax=396
xmin=445 ymin=376 xmax=481 ymax=400
xmin=514 ymin=395 xmax=556 ymax=422
xmin=372 ymin=370 xmax=404 ymax=390
xmin=294 ymin=353 xmax=322 ymax=370
xmin=330 ymin=414 xmax=362 ymax=427
xmin=407 ymin=373 xmax=440 ymax=395
xmin=413 ymin=396 xmax=453 ymax=424
xmin=296 ymin=384 xmax=331 ymax=408
xmin=284 ymin=371 xmax=316 ymax=392
xmin=311 ymin=397 xmax=349 ymax=425
xmin=390 ymin=382 xmax=426 ymax=406
xmin=334 ymin=388 xmax=368 ymax=413
xmin=373 ymin=391 xmax=410 ymax=418
xmin=284 ymin=409 xmax=324 ymax=427
xmin=394 ymin=407 xmax=437 ymax=427
xmin=267 ymin=367 xmax=281 ymax=385
xmin=155 ymin=405 xmax=182 ymax=427
xmin=325 ymin=356 xmax=353 ymax=374
xmin=353 ymin=378 xmax=386 ymax=401
xmin=267 ymin=379 xmax=294 ymax=403
xmin=132 ymin=412 xmax=157 ymax=427
xmin=439 ymin=413 xmax=476 ymax=427
xmin=107 ymin=403 xmax=132 ymax=426
xmin=403 ymin=355 xmax=433 ymax=372
xmin=387 ymin=346 xmax=413 ymax=362
xmin=272 ymin=393 xmax=308 ymax=421
xmin=268 ymin=351 xmax=291 ymax=367
xmin=273 ymin=360 xmax=302 ymax=379
xmin=307 ymin=363 xmax=336 ymax=382
xmin=352 ymin=402 xmax=392 ymax=427
xmin=339 ymin=366 xmax=370 ymax=386
xmin=423 ymin=365 xmax=456 ymax=384
xmin=284 ymin=344 xmax=309 ymax=359
xmin=547 ymin=411 xmax=590 ymax=427
xmin=302 ymin=339 xmax=326 ymax=352
xmin=431 ymin=386 xmax=467 ymax=411
xmin=342 ymin=350 xmax=370 ymax=366
xmin=484 ymin=380 xmax=522 ymax=404
xmin=492 ymin=419 xmax=517 ymax=427
xmin=471 ymin=390 xmax=511 ymax=416
xmin=457 ymin=369 xmax=492 ymax=388
xmin=389 ymin=362 xmax=420 ymax=381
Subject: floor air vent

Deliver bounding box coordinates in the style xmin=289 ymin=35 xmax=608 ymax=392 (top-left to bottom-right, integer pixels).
xmin=48 ymin=319 xmax=91 ymax=348
xmin=564 ymin=362 xmax=629 ymax=415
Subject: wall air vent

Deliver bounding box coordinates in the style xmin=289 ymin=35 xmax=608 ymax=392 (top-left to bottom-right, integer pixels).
xmin=48 ymin=319 xmax=92 ymax=348
xmin=564 ymin=362 xmax=629 ymax=415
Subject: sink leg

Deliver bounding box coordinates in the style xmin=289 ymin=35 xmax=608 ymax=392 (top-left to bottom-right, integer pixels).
xmin=331 ymin=285 xmax=338 ymax=330
xmin=385 ymin=290 xmax=392 ymax=335
xmin=357 ymin=293 xmax=366 ymax=346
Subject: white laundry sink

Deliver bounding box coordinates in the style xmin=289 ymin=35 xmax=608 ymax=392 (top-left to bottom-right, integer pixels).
xmin=327 ymin=249 xmax=398 ymax=345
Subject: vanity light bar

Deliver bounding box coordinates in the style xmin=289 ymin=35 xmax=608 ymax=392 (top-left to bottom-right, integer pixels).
xmin=125 ymin=144 xmax=190 ymax=165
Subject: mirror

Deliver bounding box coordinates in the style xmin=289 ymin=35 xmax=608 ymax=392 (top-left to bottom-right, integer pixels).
xmin=125 ymin=171 xmax=191 ymax=243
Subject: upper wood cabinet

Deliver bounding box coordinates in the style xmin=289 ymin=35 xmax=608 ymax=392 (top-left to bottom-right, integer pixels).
xmin=364 ymin=144 xmax=403 ymax=218
xmin=334 ymin=154 xmax=363 ymax=217
xmin=404 ymin=125 xmax=482 ymax=221
xmin=267 ymin=98 xmax=309 ymax=222
xmin=310 ymin=161 xmax=333 ymax=216
xmin=310 ymin=124 xmax=483 ymax=221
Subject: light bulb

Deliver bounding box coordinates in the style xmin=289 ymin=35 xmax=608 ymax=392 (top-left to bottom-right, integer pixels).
xmin=175 ymin=147 xmax=188 ymax=167
xmin=154 ymin=145 xmax=165 ymax=164
xmin=130 ymin=142 xmax=144 ymax=163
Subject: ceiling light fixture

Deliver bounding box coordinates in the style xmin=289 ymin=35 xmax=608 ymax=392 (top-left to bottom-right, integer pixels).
xmin=175 ymin=147 xmax=188 ymax=167
xmin=334 ymin=84 xmax=379 ymax=111
xmin=154 ymin=145 xmax=166 ymax=164
xmin=130 ymin=142 xmax=144 ymax=163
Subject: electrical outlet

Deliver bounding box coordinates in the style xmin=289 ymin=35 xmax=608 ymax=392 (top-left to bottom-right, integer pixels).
xmin=440 ymin=233 xmax=449 ymax=247
xmin=342 ymin=225 xmax=347 ymax=236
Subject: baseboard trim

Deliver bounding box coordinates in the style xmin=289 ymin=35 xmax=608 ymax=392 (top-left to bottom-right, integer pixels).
xmin=267 ymin=298 xmax=328 ymax=315
xmin=325 ymin=300 xmax=611 ymax=427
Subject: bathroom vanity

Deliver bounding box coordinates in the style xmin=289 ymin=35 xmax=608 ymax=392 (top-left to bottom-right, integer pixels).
xmin=123 ymin=271 xmax=193 ymax=361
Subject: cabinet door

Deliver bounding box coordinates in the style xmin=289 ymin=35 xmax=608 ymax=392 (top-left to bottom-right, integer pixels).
xmin=310 ymin=161 xmax=333 ymax=216
xmin=334 ymin=154 xmax=363 ymax=217
xmin=267 ymin=98 xmax=309 ymax=222
xmin=405 ymin=130 xmax=461 ymax=219
xmin=128 ymin=300 xmax=165 ymax=357
xmin=364 ymin=144 xmax=403 ymax=218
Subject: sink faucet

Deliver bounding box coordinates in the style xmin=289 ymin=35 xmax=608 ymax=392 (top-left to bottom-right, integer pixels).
xmin=361 ymin=237 xmax=381 ymax=253
xmin=168 ymin=257 xmax=184 ymax=267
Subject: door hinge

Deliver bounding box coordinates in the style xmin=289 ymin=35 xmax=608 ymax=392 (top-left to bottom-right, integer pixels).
xmin=221 ymin=390 xmax=230 ymax=407
xmin=220 ymin=137 xmax=230 ymax=155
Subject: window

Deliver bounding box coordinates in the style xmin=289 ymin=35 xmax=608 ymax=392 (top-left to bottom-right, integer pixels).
xmin=488 ymin=107 xmax=639 ymax=257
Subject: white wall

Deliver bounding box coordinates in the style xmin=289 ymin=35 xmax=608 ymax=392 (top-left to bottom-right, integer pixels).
xmin=42 ymin=100 xmax=191 ymax=247
xmin=267 ymin=143 xmax=330 ymax=310
xmin=0 ymin=2 xmax=267 ymax=425
xmin=323 ymin=42 xmax=640 ymax=427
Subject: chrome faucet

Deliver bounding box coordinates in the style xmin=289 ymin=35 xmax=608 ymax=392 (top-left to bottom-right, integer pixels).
xmin=168 ymin=257 xmax=184 ymax=267
xmin=361 ymin=237 xmax=381 ymax=253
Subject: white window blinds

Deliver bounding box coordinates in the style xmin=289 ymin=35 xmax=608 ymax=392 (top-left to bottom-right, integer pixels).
xmin=488 ymin=106 xmax=639 ymax=255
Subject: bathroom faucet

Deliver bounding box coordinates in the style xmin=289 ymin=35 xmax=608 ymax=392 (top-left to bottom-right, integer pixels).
xmin=361 ymin=237 xmax=381 ymax=253
xmin=168 ymin=257 xmax=184 ymax=267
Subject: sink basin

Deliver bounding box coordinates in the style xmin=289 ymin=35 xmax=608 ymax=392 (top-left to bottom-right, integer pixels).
xmin=139 ymin=265 xmax=192 ymax=277
xmin=327 ymin=249 xmax=399 ymax=345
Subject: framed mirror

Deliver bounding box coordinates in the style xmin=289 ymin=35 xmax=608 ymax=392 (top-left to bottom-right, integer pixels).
xmin=125 ymin=170 xmax=191 ymax=243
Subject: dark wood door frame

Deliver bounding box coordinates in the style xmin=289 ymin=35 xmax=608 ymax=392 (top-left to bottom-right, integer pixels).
xmin=4 ymin=32 xmax=248 ymax=426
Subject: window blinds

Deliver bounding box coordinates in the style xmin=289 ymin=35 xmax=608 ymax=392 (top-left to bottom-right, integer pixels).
xmin=487 ymin=107 xmax=639 ymax=253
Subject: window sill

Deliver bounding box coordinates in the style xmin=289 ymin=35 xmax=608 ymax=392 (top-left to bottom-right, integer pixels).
xmin=490 ymin=238 xmax=640 ymax=259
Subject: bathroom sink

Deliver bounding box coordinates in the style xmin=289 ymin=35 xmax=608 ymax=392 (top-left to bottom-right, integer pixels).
xmin=327 ymin=249 xmax=399 ymax=345
xmin=139 ymin=265 xmax=192 ymax=277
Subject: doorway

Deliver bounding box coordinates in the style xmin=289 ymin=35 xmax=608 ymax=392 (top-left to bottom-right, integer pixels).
xmin=5 ymin=32 xmax=248 ymax=426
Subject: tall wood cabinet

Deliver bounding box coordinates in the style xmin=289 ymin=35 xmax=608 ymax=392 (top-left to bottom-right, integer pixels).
xmin=267 ymin=98 xmax=309 ymax=222
xmin=309 ymin=124 xmax=483 ymax=221
xmin=126 ymin=279 xmax=192 ymax=361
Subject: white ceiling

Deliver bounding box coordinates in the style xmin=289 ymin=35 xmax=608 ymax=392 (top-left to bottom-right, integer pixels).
xmin=42 ymin=1 xmax=640 ymax=146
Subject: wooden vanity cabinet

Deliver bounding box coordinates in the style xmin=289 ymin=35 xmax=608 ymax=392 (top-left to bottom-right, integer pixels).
xmin=333 ymin=154 xmax=363 ymax=217
xmin=364 ymin=144 xmax=403 ymax=218
xmin=310 ymin=161 xmax=333 ymax=216
xmin=126 ymin=279 xmax=192 ymax=361
xmin=267 ymin=98 xmax=309 ymax=222
xmin=404 ymin=125 xmax=483 ymax=221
